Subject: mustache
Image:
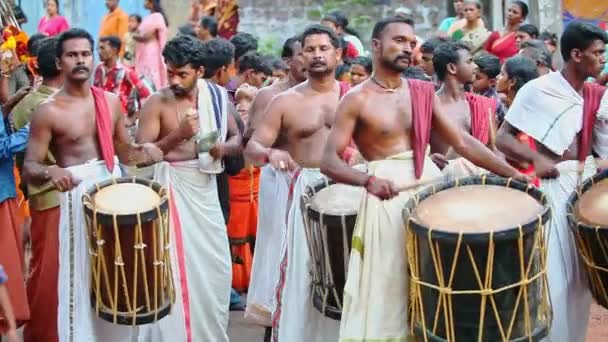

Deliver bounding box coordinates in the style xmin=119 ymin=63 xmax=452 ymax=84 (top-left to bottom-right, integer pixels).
xmin=71 ymin=65 xmax=89 ymax=74
xmin=310 ymin=61 xmax=327 ymax=67
xmin=395 ymin=53 xmax=411 ymax=61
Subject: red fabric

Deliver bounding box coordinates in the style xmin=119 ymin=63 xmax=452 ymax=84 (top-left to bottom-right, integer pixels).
xmin=24 ymin=207 xmax=60 ymax=342
xmin=91 ymin=87 xmax=116 ymax=172
xmin=93 ymin=64 xmax=151 ymax=115
xmin=515 ymin=133 xmax=540 ymax=187
xmin=408 ymin=79 xmax=436 ymax=179
xmin=484 ymin=31 xmax=518 ymax=63
xmin=344 ymin=41 xmax=359 ymax=59
xmin=0 ymin=199 xmax=28 ymax=332
xmin=227 ymin=166 xmax=260 ymax=292
xmin=465 ymin=92 xmax=498 ymax=145
xmin=579 ymin=82 xmax=607 ymax=161
xmin=339 ymin=81 xmax=350 ymax=98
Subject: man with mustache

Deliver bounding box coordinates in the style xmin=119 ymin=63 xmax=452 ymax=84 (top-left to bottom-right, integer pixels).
xmin=243 ymin=35 xmax=307 ymax=339
xmin=22 ymin=28 xmax=162 ymax=341
xmin=244 ymin=24 xmax=348 ymax=342
xmin=135 ymin=34 xmax=241 ymax=342
xmin=429 ymin=41 xmax=499 ymax=179
xmin=320 ymin=17 xmax=529 ymax=341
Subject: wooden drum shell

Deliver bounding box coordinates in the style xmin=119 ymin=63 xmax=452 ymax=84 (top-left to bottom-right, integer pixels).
xmin=404 ymin=175 xmax=552 ymax=342
xmin=83 ymin=177 xmax=173 ymax=326
xmin=567 ymin=169 xmax=608 ymax=309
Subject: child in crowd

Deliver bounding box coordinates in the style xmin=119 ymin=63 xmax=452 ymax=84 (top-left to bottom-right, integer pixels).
xmin=472 ymin=53 xmax=506 ymax=123
xmin=123 ymin=14 xmax=142 ymax=68
xmin=335 ymin=62 xmax=351 ymax=84
xmin=0 ymin=265 xmax=18 ymax=342
xmin=349 ymin=56 xmax=372 ymax=86
xmin=235 ymin=83 xmax=258 ymax=125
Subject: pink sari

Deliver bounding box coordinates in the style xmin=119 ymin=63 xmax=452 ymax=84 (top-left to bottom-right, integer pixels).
xmin=37 ymin=15 xmax=69 ymax=37
xmin=135 ymin=12 xmax=167 ymax=89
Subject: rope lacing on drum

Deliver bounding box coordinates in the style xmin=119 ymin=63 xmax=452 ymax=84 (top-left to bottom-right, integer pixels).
xmin=407 ymin=181 xmax=551 ymax=342
xmin=134 ymin=243 xmax=147 ymax=250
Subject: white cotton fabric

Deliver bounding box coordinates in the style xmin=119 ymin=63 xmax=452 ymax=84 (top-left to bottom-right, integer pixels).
xmin=245 ymin=165 xmax=291 ymax=326
xmin=506 ymin=72 xmax=584 ymax=156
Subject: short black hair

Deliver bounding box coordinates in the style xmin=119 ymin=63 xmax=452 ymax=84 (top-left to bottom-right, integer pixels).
xmin=177 ymin=24 xmax=197 ymax=38
xmin=99 ymin=35 xmax=122 ymax=52
xmin=504 ymin=55 xmax=539 ymax=93
xmin=403 ymin=67 xmax=430 ymax=81
xmin=200 ymin=16 xmax=218 ymax=37
xmin=420 ymin=36 xmax=450 ymax=54
xmin=162 ymin=35 xmax=204 ymax=68
xmin=561 ymin=21 xmax=608 ymax=62
xmin=36 ymin=38 xmax=61 ymax=79
xmin=432 ymin=41 xmax=471 ymax=81
xmin=539 ymin=30 xmax=558 ymax=46
xmin=301 ymin=24 xmax=340 ymax=49
xmin=27 ymin=33 xmax=46 ymax=56
xmin=238 ymin=52 xmax=272 ymax=75
xmin=230 ymin=32 xmax=258 ymax=61
xmin=520 ymin=39 xmax=553 ymax=67
xmin=372 ymin=16 xmax=415 ymax=40
xmin=473 ymin=53 xmax=501 ymax=79
xmin=200 ymin=38 xmax=235 ymax=78
xmin=511 ymin=1 xmax=529 ymax=19
xmin=281 ymin=36 xmax=301 ymax=59
xmin=129 ymin=14 xmax=142 ymax=24
xmin=518 ymin=24 xmax=539 ymax=39
xmin=269 ymin=56 xmax=288 ymax=71
xmin=350 ymin=56 xmax=372 ymax=74
xmin=56 ymin=28 xmax=94 ymax=58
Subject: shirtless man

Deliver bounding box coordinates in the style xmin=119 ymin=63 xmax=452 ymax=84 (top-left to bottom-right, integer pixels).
xmin=243 ymin=34 xmax=306 ymax=335
xmin=244 ymin=24 xmax=345 ymax=342
xmin=430 ymin=40 xmax=498 ymax=176
xmin=22 ymin=28 xmax=162 ymax=342
xmin=135 ymin=34 xmax=241 ymax=342
xmin=320 ymin=17 xmax=528 ymax=342
xmin=496 ymin=21 xmax=608 ymax=341
xmin=246 ymin=36 xmax=307 ymax=135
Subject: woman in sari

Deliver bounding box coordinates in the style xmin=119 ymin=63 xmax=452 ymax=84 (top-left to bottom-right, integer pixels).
xmin=485 ymin=1 xmax=528 ymax=62
xmin=133 ymin=0 xmax=168 ymax=89
xmin=37 ymin=0 xmax=69 ymax=37
xmin=450 ymin=0 xmax=490 ymax=54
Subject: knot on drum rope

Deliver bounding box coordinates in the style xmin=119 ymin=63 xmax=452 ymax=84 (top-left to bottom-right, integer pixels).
xmin=97 ymin=239 xmax=105 ymax=246
xmin=134 ymin=243 xmax=147 ymax=250
xmin=115 ymin=256 xmax=125 ymax=266
xmin=153 ymin=260 xmax=164 ymax=266
xmin=88 ymin=249 xmax=98 ymax=256
xmin=165 ymin=243 xmax=171 ymax=250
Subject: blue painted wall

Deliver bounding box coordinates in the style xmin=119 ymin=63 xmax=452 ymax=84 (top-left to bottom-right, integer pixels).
xmin=20 ymin=0 xmax=146 ymax=38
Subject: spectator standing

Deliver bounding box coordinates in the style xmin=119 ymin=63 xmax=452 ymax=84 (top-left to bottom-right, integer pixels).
xmin=133 ymin=0 xmax=169 ymax=89
xmin=37 ymin=0 xmax=69 ymax=37
xmin=99 ymin=0 xmax=129 ymax=56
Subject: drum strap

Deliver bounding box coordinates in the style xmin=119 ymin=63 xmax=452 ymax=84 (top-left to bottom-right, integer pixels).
xmin=407 ymin=79 xmax=435 ymax=179
xmin=465 ymin=92 xmax=497 ymax=145
xmin=91 ymin=87 xmax=116 ymax=172
xmin=284 ymin=168 xmax=303 ymax=226
xmin=579 ymin=82 xmax=606 ymax=162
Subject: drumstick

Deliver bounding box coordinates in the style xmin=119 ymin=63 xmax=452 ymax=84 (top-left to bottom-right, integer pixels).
xmin=395 ymin=178 xmax=438 ymax=193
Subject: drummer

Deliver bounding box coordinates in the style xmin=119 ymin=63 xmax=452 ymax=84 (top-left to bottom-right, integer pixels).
xmin=22 ymin=28 xmax=162 ymax=341
xmin=320 ymin=16 xmax=529 ymax=342
xmin=244 ymin=24 xmax=347 ymax=342
xmin=135 ymin=35 xmax=242 ymax=341
xmin=496 ymin=21 xmax=608 ymax=341
xmin=430 ymin=40 xmax=499 ymax=178
xmin=243 ymin=36 xmax=306 ymax=333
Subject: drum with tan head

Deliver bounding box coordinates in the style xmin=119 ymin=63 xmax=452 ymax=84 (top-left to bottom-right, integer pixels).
xmin=404 ymin=175 xmax=552 ymax=341
xmin=301 ymin=179 xmax=365 ymax=320
xmin=83 ymin=177 xmax=174 ymax=325
xmin=568 ymin=169 xmax=608 ymax=309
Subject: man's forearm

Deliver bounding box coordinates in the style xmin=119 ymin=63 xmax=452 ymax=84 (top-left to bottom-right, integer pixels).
xmin=321 ymin=149 xmax=369 ymax=186
xmin=244 ymin=139 xmax=270 ymax=166
xmin=155 ymin=130 xmax=186 ymax=154
xmin=116 ymin=142 xmax=155 ymax=166
xmin=23 ymin=160 xmax=52 ymax=185
xmin=456 ymin=134 xmax=519 ymax=177
xmin=496 ymin=132 xmax=541 ymax=165
xmin=221 ymin=135 xmax=242 ymax=157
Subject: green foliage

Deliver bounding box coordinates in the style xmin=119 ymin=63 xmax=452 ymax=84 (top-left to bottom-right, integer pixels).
xmin=306 ymin=0 xmax=379 ymax=45
xmin=257 ymin=34 xmax=281 ymax=56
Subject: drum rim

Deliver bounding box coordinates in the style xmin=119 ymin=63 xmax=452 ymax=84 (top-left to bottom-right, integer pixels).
xmin=567 ymin=169 xmax=608 ymax=232
xmin=403 ymin=175 xmax=551 ymax=243
xmin=302 ymin=178 xmax=361 ymax=218
xmin=82 ymin=177 xmax=169 ymax=225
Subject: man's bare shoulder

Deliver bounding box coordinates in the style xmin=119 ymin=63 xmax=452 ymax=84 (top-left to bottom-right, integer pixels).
xmin=340 ymin=81 xmax=371 ymax=108
xmin=267 ymin=85 xmax=305 ymax=109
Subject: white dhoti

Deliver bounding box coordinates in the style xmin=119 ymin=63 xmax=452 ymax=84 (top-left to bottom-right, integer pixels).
xmin=57 ymin=159 xmax=141 ymax=342
xmin=541 ymin=158 xmax=596 ymax=342
xmin=442 ymin=157 xmax=488 ymax=181
xmin=272 ymin=168 xmax=341 ymax=342
xmin=245 ymin=165 xmax=290 ymax=326
xmin=340 ymin=151 xmax=442 ymax=342
xmin=139 ymin=160 xmax=231 ymax=342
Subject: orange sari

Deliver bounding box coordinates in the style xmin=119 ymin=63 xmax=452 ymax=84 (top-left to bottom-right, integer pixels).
xmin=227 ymin=165 xmax=260 ymax=292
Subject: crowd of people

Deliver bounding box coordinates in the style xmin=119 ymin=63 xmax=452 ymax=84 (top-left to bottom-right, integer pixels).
xmin=0 ymin=0 xmax=607 ymax=341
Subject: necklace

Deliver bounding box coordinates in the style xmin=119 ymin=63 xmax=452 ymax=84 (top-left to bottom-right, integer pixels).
xmin=370 ymin=76 xmax=401 ymax=93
